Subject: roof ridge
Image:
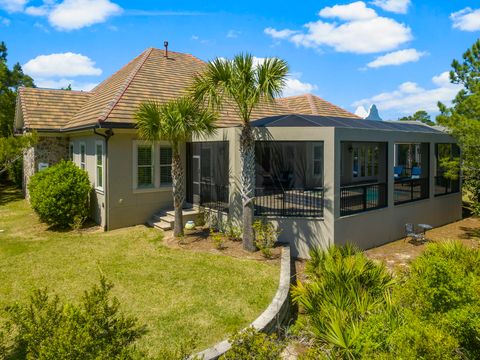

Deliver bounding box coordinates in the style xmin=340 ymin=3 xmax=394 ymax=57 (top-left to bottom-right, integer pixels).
xmin=18 ymin=88 xmax=29 ymax=126
xmin=305 ymin=93 xmax=319 ymax=115
xmin=98 ymin=47 xmax=154 ymax=123
xmin=21 ymin=87 xmax=91 ymax=95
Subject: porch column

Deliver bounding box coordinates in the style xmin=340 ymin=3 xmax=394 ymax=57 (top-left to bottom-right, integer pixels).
xmin=387 ymin=141 xmax=395 ymax=208
xmin=429 ymin=142 xmax=436 ymax=199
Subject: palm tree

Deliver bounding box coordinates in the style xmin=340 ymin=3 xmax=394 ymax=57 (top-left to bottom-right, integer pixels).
xmin=191 ymin=54 xmax=289 ymax=251
xmin=135 ymin=97 xmax=217 ymax=237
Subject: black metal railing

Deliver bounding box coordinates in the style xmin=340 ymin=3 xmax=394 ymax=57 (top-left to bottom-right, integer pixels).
xmin=394 ymin=177 xmax=429 ymax=205
xmin=434 ymin=175 xmax=460 ymax=196
xmin=254 ymin=188 xmax=324 ymax=218
xmin=340 ymin=182 xmax=387 ymax=216
xmin=199 ymin=183 xmax=229 ymax=213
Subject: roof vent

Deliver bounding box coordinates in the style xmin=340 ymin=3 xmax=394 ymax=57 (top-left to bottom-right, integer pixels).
xmin=164 ymin=41 xmax=169 ymax=58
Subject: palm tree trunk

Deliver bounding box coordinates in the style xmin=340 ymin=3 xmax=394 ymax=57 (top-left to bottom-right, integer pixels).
xmin=172 ymin=146 xmax=185 ymax=237
xmin=240 ymin=125 xmax=256 ymax=252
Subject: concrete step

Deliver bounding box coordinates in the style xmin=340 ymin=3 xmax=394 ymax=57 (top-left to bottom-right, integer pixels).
xmin=148 ymin=220 xmax=172 ymax=231
xmin=148 ymin=204 xmax=200 ymax=232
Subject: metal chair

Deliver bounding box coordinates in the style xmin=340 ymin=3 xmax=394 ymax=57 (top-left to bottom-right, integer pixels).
xmin=405 ymin=223 xmax=424 ymax=243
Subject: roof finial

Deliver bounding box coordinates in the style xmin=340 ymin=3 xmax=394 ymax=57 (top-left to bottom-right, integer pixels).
xmin=164 ymin=41 xmax=169 ymax=58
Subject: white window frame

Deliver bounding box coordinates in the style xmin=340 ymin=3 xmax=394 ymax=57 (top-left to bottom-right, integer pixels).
xmin=79 ymin=141 xmax=86 ymax=170
xmin=132 ymin=140 xmax=173 ymax=193
xmin=159 ymin=145 xmax=173 ymax=187
xmin=133 ymin=141 xmax=155 ymax=191
xmin=95 ymin=140 xmax=104 ymax=191
xmin=351 ymin=143 xmax=379 ymax=181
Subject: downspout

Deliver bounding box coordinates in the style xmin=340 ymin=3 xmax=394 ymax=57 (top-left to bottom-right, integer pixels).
xmin=94 ymin=127 xmax=114 ymax=231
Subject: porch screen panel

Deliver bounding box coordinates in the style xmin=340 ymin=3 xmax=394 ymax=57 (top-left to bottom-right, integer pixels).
xmin=255 ymin=141 xmax=324 ymax=218
xmin=187 ymin=141 xmax=229 ymax=212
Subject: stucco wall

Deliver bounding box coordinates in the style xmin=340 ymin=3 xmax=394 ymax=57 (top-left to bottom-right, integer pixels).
xmin=334 ymin=193 xmax=462 ymax=249
xmin=106 ymin=132 xmax=183 ymax=230
xmin=69 ymin=133 xmax=106 ymax=227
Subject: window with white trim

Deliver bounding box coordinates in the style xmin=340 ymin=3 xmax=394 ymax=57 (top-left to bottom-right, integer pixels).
xmin=95 ymin=141 xmax=104 ymax=190
xmin=69 ymin=142 xmax=74 ymax=161
xmin=79 ymin=142 xmax=86 ymax=170
xmin=159 ymin=146 xmax=173 ymax=185
xmin=137 ymin=144 xmax=154 ymax=188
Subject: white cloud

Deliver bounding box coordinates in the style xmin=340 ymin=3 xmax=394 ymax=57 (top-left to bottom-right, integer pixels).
xmin=226 ymin=30 xmax=241 ymax=38
xmin=25 ymin=4 xmax=49 ymax=16
xmin=451 ymin=8 xmax=480 ymax=32
xmin=23 ymin=52 xmax=102 ymax=77
xmin=319 ymin=1 xmax=377 ymax=20
xmin=48 ymin=0 xmax=122 ymax=31
xmin=353 ymin=71 xmax=462 ymax=115
xmin=264 ymin=27 xmax=298 ymax=39
xmin=0 ymin=16 xmax=11 ymax=26
xmin=265 ymin=1 xmax=412 ymax=54
xmin=0 ymin=0 xmax=28 ymax=12
xmin=355 ymin=105 xmax=369 ymax=118
xmin=35 ymin=78 xmax=98 ymax=91
xmin=367 ymin=48 xmax=426 ymax=68
xmin=283 ymin=76 xmax=318 ymax=97
xmin=371 ymin=0 xmax=410 ymax=14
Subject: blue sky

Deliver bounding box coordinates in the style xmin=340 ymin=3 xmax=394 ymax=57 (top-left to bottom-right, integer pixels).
xmin=1 ymin=0 xmax=479 ymax=120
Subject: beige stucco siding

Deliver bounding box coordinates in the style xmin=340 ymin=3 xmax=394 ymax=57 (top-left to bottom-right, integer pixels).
xmin=334 ymin=193 xmax=462 ymax=249
xmin=106 ymin=131 xmax=182 ymax=230
xmin=69 ymin=133 xmax=106 ymax=227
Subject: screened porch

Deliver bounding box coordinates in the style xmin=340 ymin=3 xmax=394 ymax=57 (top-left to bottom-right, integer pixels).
xmin=254 ymin=141 xmax=324 ymax=218
xmin=340 ymin=142 xmax=388 ymax=216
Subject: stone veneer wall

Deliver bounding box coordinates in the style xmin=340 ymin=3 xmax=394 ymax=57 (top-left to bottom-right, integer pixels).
xmin=23 ymin=136 xmax=69 ymax=199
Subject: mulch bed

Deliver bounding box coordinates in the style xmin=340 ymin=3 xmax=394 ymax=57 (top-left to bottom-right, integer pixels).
xmin=162 ymin=227 xmax=282 ymax=263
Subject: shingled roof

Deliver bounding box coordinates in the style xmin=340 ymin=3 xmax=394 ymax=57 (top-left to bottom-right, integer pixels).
xmin=16 ymin=47 xmax=358 ymax=132
xmin=16 ymin=87 xmax=91 ymax=131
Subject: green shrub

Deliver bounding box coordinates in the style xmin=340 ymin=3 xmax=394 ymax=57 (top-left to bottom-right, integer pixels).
xmin=210 ymin=228 xmax=225 ymax=250
xmin=28 ymin=160 xmax=91 ymax=228
xmin=224 ymin=220 xmax=242 ymax=241
xmin=3 ymin=277 xmax=144 ymax=360
xmin=253 ymin=220 xmax=280 ymax=258
xmin=292 ymin=245 xmax=395 ymax=358
xmin=221 ymin=327 xmax=284 ymax=360
xmin=296 ymin=242 xmax=480 ymax=359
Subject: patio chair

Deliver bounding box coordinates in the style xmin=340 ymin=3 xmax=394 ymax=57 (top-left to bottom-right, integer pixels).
xmin=404 ymin=223 xmax=424 ymax=243
xmin=394 ymin=166 xmax=403 ymax=179
xmin=411 ymin=167 xmax=421 ymax=179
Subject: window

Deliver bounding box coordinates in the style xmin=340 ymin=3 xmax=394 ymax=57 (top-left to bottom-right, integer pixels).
xmin=69 ymin=142 xmax=74 ymax=161
xmin=79 ymin=142 xmax=86 ymax=170
xmin=95 ymin=141 xmax=104 ymax=190
xmin=137 ymin=144 xmax=154 ymax=188
xmin=351 ymin=143 xmax=379 ymax=180
xmin=313 ymin=144 xmax=323 ymax=176
xmin=159 ymin=146 xmax=172 ymax=185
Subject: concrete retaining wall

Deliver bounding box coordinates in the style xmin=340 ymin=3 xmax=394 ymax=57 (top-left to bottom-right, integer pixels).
xmin=194 ymin=243 xmax=292 ymax=360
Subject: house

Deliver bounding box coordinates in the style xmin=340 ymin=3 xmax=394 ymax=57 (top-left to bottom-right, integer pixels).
xmin=15 ymin=47 xmax=462 ymax=258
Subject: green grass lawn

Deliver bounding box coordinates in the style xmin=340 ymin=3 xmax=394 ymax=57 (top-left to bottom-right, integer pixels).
xmin=0 ymin=185 xmax=279 ymax=357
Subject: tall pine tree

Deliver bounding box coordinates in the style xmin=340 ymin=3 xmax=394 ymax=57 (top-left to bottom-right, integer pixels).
xmin=0 ymin=41 xmax=35 ymax=137
xmin=437 ymin=39 xmax=480 ymax=214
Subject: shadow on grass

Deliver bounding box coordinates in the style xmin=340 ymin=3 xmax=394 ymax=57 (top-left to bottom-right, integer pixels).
xmin=459 ymin=226 xmax=480 ymax=240
xmin=46 ymin=219 xmax=100 ymax=233
xmin=0 ymin=182 xmax=23 ymax=206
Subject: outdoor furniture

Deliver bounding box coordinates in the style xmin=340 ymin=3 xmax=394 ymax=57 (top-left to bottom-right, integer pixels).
xmin=405 ymin=223 xmax=426 ymax=242
xmin=417 ymin=223 xmax=433 ymax=236
xmin=394 ymin=166 xmax=403 ymax=179
xmin=411 ymin=167 xmax=421 ymax=179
